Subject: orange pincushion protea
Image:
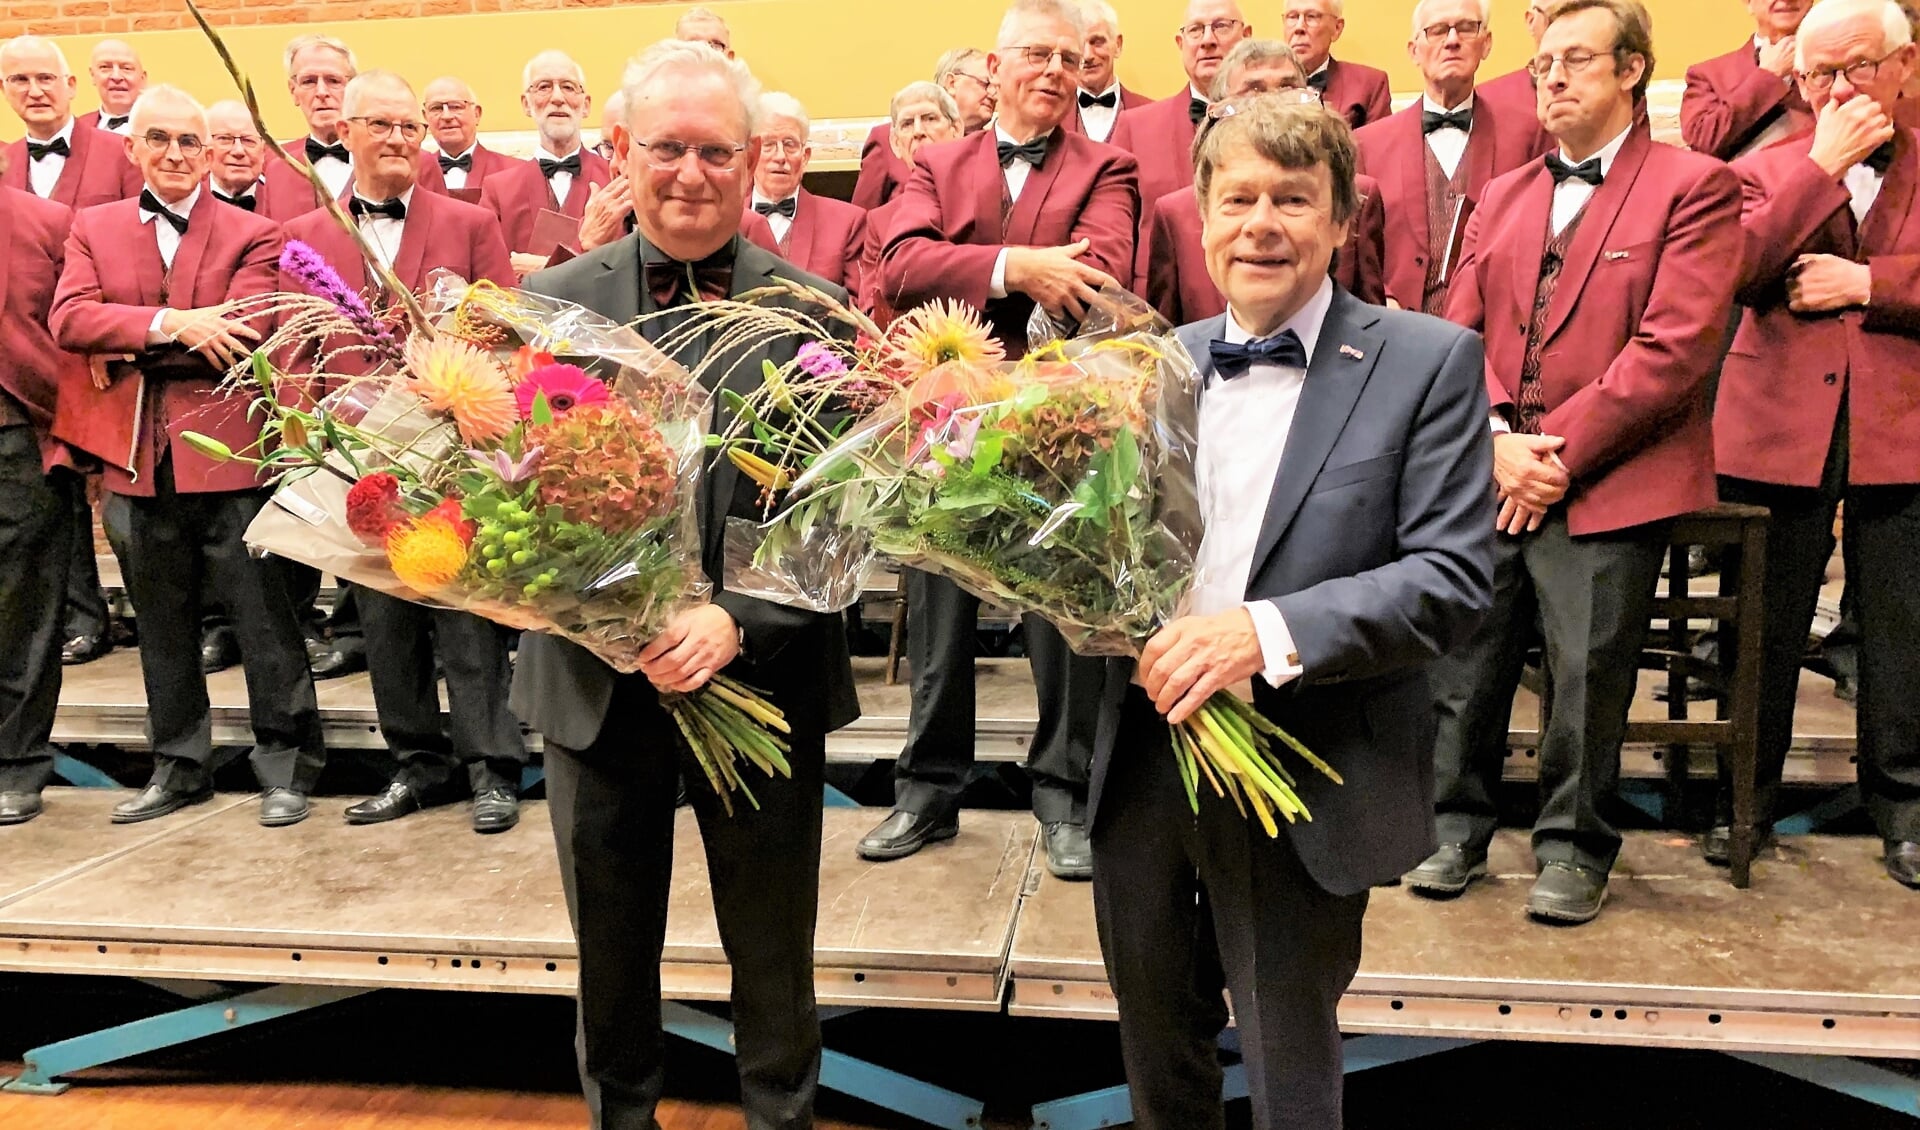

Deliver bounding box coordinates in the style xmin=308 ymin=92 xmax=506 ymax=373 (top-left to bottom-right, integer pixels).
xmin=526 ymin=400 xmax=678 ymax=536
xmin=386 ymin=515 xmax=473 ymax=592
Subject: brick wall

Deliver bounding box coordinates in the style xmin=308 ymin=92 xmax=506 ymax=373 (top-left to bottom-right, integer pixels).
xmin=0 ymin=0 xmax=644 ymax=39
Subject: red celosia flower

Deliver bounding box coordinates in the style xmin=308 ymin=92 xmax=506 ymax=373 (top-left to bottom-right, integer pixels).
xmin=345 ymin=472 xmax=407 ymax=547
xmin=424 ymin=498 xmax=476 ymax=546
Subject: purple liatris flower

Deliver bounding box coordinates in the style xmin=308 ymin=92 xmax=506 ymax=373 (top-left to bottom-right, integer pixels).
xmin=795 ymin=341 xmax=848 ymax=378
xmin=470 ymin=445 xmax=544 ymax=484
xmin=279 ymin=239 xmax=401 ymax=359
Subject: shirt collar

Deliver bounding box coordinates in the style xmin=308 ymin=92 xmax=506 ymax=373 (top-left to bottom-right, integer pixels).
xmin=1188 ymin=84 xmax=1211 ymax=104
xmin=1309 ymin=60 xmax=1331 ymax=80
xmin=1088 ymin=79 xmax=1123 ymax=100
xmin=352 ymin=184 xmax=416 ymax=211
xmin=993 ymin=122 xmax=1055 ymax=146
xmin=140 ymin=184 xmax=199 ymax=223
xmin=308 ymin=133 xmax=348 ymax=160
xmin=1223 ymin=276 xmax=1334 ymax=366
xmin=442 ymin=143 xmax=477 ymax=161
xmin=37 ymin=117 xmax=75 ymax=147
xmin=751 ymin=188 xmax=799 ymax=208
xmin=1559 ymin=122 xmax=1633 ymax=178
xmin=539 ymin=141 xmax=583 ymax=162
xmin=211 ymin=177 xmax=259 ymax=199
xmin=1422 ymin=91 xmax=1476 ymax=115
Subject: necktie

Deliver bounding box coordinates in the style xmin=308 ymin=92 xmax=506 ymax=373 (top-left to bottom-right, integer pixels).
xmin=1079 ymin=89 xmax=1118 ymax=109
xmin=438 ymin=151 xmax=473 ymax=173
xmin=1188 ymin=96 xmax=1208 ymax=126
xmin=644 ymin=247 xmax=735 ymax=309
xmin=1422 ymin=107 xmax=1473 ymax=134
xmin=1864 ymin=140 xmax=1897 ymax=176
xmin=1306 ymin=69 xmax=1330 ymax=93
xmin=305 ymin=137 xmax=349 ymax=164
xmin=1209 ymin=330 xmax=1308 ymax=380
xmin=26 ymin=136 xmax=70 ymax=161
xmin=216 ymin=191 xmax=258 ymax=212
xmin=139 ymin=189 xmax=188 ymax=235
xmin=754 ymin=197 xmax=797 ymax=220
xmin=103 ymin=115 xmax=128 ymax=130
xmin=349 ymin=195 xmax=406 ymax=221
xmin=540 ymin=152 xmax=582 ymax=178
xmin=997 ymin=135 xmax=1050 ymax=169
xmin=1545 ymin=153 xmax=1604 ymax=186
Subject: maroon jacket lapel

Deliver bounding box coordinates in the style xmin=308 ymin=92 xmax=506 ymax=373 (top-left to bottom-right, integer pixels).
xmin=785 ymin=190 xmax=820 ymax=266
xmin=48 ymin=124 xmax=91 ymax=208
xmin=1005 ymin=132 xmax=1069 ymax=246
xmin=1543 ymin=125 xmax=1652 ymax=344
xmin=1504 ymin=161 xmax=1555 ymax=328
xmin=168 ymin=197 xmax=217 ymax=308
xmin=1860 ymin=128 xmax=1917 ymax=253
xmin=966 ymin=131 xmax=1006 ymax=245
xmin=1388 ymin=110 xmax=1433 ymax=266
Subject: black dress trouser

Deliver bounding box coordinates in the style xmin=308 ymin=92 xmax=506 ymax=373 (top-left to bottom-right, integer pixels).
xmin=61 ymin=476 xmax=109 ymax=644
xmin=0 ymin=427 xmax=78 ymax=793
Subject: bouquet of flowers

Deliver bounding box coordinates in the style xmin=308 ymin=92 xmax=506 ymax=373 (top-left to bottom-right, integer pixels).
xmin=714 ymin=290 xmax=1342 ymax=836
xmin=183 ymin=258 xmax=793 ymax=813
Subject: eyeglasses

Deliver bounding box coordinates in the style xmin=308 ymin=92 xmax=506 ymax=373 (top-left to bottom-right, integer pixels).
xmin=1010 ymin=45 xmax=1084 ymax=71
xmin=951 ymin=70 xmax=993 ymax=90
xmin=1226 ymin=80 xmax=1322 ymax=102
xmin=1419 ymin=19 xmax=1485 ymax=39
xmin=526 ymin=79 xmax=586 ymax=99
xmin=2 ymin=72 xmax=64 ymax=91
xmin=1180 ymin=18 xmax=1245 ymax=41
xmin=1526 ymin=47 xmax=1619 ymax=79
xmin=633 ymin=137 xmax=746 ymax=171
xmin=210 ymin=133 xmax=263 ymax=150
xmin=92 ymin=62 xmax=142 ymax=76
xmin=696 ymin=38 xmax=730 ymax=53
xmin=1800 ymin=50 xmax=1900 ymax=93
xmin=293 ymin=73 xmax=350 ymax=91
xmin=1282 ymin=11 xmax=1329 ymax=26
xmin=424 ymin=100 xmax=474 ymax=116
xmin=593 ymin=139 xmax=616 ymax=159
xmin=760 ymin=137 xmax=806 ymax=156
xmin=346 ymin=117 xmax=427 ymax=141
xmin=137 ymin=130 xmax=204 ymax=156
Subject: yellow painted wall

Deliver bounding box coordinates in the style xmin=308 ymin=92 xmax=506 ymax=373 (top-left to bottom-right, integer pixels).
xmin=47 ymin=0 xmax=1754 ymax=135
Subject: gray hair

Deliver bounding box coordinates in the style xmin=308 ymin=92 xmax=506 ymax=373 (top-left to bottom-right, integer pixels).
xmin=522 ymin=49 xmax=587 ymax=90
xmin=758 ymin=91 xmax=810 ymax=138
xmin=621 ymin=38 xmax=763 ymax=135
xmin=891 ymin=80 xmax=960 ymax=124
xmin=1081 ymin=0 xmax=1120 ymax=30
xmin=1285 ymin=0 xmax=1346 ymax=15
xmin=0 ymin=36 xmax=72 ymax=77
xmin=283 ymin=34 xmax=356 ymax=79
xmin=205 ymin=98 xmax=260 ymax=134
xmin=1209 ymin=38 xmax=1309 ymax=101
xmin=675 ymin=6 xmax=730 ymax=36
xmin=1193 ymin=97 xmax=1359 ymax=225
xmin=340 ymin=70 xmax=415 ymax=120
xmin=933 ymin=47 xmax=988 ymax=84
xmin=1797 ymin=0 xmax=1915 ymax=70
xmin=996 ymin=0 xmax=1088 ymax=49
xmin=129 ymin=84 xmax=208 ymax=136
xmin=1411 ymin=0 xmax=1493 ymax=36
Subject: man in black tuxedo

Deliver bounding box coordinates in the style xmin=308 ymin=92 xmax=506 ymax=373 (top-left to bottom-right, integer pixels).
xmin=1091 ymin=97 xmax=1493 ymax=1128
xmin=507 ymin=38 xmax=858 ymax=1130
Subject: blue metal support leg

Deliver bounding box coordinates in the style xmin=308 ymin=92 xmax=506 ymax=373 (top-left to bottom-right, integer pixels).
xmin=52 ymin=753 xmax=118 ymax=790
xmin=823 ymin=784 xmax=859 ymax=808
xmin=661 ymin=1001 xmax=985 ymax=1129
xmin=1773 ymin=785 xmax=1862 ymax=836
xmin=0 ymin=983 xmax=371 ymax=1094
xmin=1726 ymin=1053 xmax=1920 ymax=1118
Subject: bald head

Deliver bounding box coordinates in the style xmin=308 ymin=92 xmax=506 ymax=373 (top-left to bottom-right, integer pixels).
xmin=1 ymin=37 xmax=79 ymax=139
xmin=341 ymin=69 xmax=416 ymax=119
xmin=676 ymin=6 xmax=735 ymax=57
xmin=89 ymin=39 xmax=145 ymax=117
xmin=205 ymin=99 xmax=266 ymax=195
xmin=421 ymin=75 xmax=482 ymax=154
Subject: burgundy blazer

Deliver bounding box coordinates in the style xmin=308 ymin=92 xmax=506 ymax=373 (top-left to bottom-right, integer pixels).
xmin=0 ymin=186 xmax=83 ymax=464
xmin=259 ymin=155 xmax=332 ymax=223
xmin=1355 ymin=94 xmax=1554 ymax=310
xmin=1446 ymin=123 xmax=1743 ymax=535
xmin=740 ymin=189 xmax=866 ymax=297
xmin=416 ymin=143 xmax=527 ymax=197
xmin=879 ymin=129 xmax=1140 ymax=357
xmin=280 ymin=188 xmax=515 ymax=383
xmin=1108 ymin=90 xmax=1202 ymax=289
xmin=857 ymin=195 xmax=905 ymax=323
xmin=1681 ymin=40 xmax=1812 ymax=161
xmin=1722 ymin=127 xmax=1920 ymax=487
xmin=480 ymin=148 xmax=614 ymax=255
xmin=0 ymin=123 xmax=141 ymax=211
xmin=851 ymin=122 xmax=909 ymax=211
xmin=1061 ymin=84 xmax=1154 ymax=136
xmin=76 ymin=109 xmax=127 ymax=132
xmin=1317 ymin=59 xmax=1395 ymax=130
xmin=49 ymin=194 xmax=284 ymax=497
xmin=1475 ymin=66 xmax=1539 ymax=134
xmin=1142 ymin=174 xmax=1386 ymax=324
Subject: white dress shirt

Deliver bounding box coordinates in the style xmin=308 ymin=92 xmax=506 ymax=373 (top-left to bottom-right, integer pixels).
xmin=1550 ymin=123 xmax=1631 ymax=236
xmin=1846 ymin=155 xmax=1886 ymax=224
xmin=751 ymin=189 xmax=797 ymax=243
xmin=1077 ymin=80 xmax=1123 ymax=143
xmin=1189 ymin=278 xmax=1335 ymax=687
xmin=26 ymin=117 xmax=75 ymax=200
xmin=142 ymin=186 xmax=201 ymax=340
xmin=987 ymin=125 xmax=1057 ymax=299
xmin=1422 ymin=92 xmax=1473 ymax=179
xmin=352 ymin=186 xmax=415 ymax=270
xmin=438 ymin=144 xmax=475 ymax=191
xmin=308 ymin=136 xmax=353 ymax=200
xmin=99 ymin=111 xmax=131 ymax=135
xmin=538 ymin=144 xmax=582 ymax=206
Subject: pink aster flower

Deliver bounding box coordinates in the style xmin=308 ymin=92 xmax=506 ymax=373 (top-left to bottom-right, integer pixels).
xmin=795 ymin=341 xmax=849 ymax=378
xmin=515 ymin=363 xmax=611 ymax=419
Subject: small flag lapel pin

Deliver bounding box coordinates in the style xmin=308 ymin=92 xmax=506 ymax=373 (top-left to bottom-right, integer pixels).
xmin=1339 ymin=343 xmax=1365 ymax=360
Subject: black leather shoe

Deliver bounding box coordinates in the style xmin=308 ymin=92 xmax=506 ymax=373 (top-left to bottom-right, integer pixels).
xmin=259 ymin=787 xmax=310 ymax=827
xmin=1405 ymin=843 xmax=1488 ymax=897
xmin=61 ymin=634 xmax=110 ymax=665
xmin=344 ymin=781 xmax=421 ymax=825
xmin=307 ymin=638 xmax=366 ymax=680
xmin=1887 ymin=841 xmax=1920 ymax=889
xmin=112 ymin=783 xmax=213 ymax=824
xmin=1527 ymin=861 xmax=1608 ymax=924
xmin=1043 ymin=822 xmax=1093 ymax=881
xmin=1701 ymin=825 xmax=1777 ymax=867
xmin=0 ymin=790 xmax=44 ymax=825
xmin=200 ymin=629 xmax=240 ymax=674
xmin=471 ymin=786 xmax=519 ymax=834
xmin=856 ymin=809 xmax=959 ymax=861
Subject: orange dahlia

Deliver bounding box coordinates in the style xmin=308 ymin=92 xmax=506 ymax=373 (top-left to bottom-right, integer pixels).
xmin=403 ymin=336 xmax=518 ymax=445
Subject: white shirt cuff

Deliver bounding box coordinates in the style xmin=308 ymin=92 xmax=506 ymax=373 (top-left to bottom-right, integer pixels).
xmin=1242 ymin=600 xmax=1303 ymax=688
xmin=147 ymin=308 xmax=170 ymax=345
xmin=989 ymin=248 xmax=1009 ymax=299
xmin=1488 ymin=413 xmax=1511 ymax=434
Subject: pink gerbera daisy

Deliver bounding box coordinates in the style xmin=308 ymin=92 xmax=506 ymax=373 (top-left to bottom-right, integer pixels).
xmin=515 ymin=362 xmax=611 ymax=419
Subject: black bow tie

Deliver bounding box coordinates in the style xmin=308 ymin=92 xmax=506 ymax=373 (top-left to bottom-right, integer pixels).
xmin=754 ymin=197 xmax=797 ymax=219
xmin=539 ymin=152 xmax=582 ymax=178
xmin=1188 ymin=96 xmax=1209 ymax=126
xmin=349 ymin=195 xmax=406 ymax=221
xmin=1306 ymin=69 xmax=1330 ymax=92
xmin=305 ymin=137 xmax=349 ymax=165
xmin=997 ymin=134 xmax=1051 ymax=169
xmin=1423 ymin=107 xmax=1473 ymax=134
xmin=103 ymin=115 xmax=128 ymax=130
xmin=1209 ymin=330 xmax=1308 ymax=380
xmin=26 ymin=136 xmax=69 ymax=161
xmin=1080 ymin=89 xmax=1118 ymax=109
xmin=215 ymin=190 xmax=257 ymax=212
xmin=438 ymin=151 xmax=472 ymax=173
xmin=1545 ymin=153 xmax=1605 ymax=186
xmin=644 ymin=246 xmax=736 ymax=309
xmin=1864 ymin=140 xmax=1897 ymax=176
xmin=139 ymin=189 xmax=188 ymax=235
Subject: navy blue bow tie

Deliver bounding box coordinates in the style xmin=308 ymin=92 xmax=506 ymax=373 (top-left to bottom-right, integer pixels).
xmin=1209 ymin=330 xmax=1308 ymax=379
xmin=1422 ymin=107 xmax=1473 ymax=134
xmin=997 ymin=134 xmax=1051 ymax=168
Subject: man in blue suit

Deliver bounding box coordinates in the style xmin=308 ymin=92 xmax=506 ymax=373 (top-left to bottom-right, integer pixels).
xmin=1089 ymin=94 xmax=1495 ymax=1129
